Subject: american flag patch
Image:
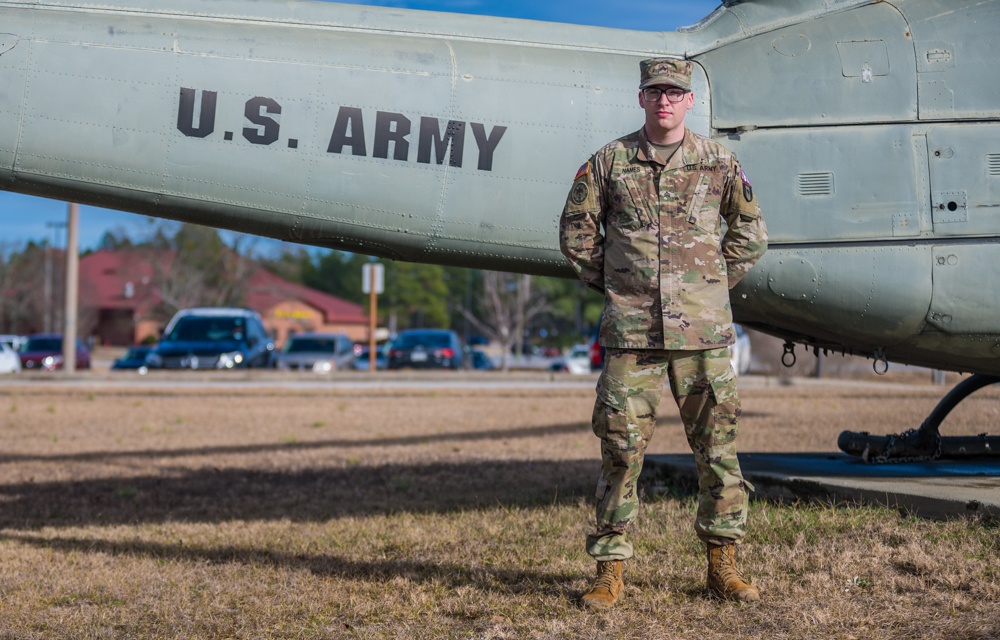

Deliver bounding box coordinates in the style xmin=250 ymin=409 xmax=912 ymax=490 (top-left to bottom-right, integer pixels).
xmin=740 ymin=168 xmax=754 ymax=202
xmin=575 ymin=161 xmax=590 ymax=180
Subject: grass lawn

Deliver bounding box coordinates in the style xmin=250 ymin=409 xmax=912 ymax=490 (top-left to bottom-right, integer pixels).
xmin=0 ymin=378 xmax=996 ymax=639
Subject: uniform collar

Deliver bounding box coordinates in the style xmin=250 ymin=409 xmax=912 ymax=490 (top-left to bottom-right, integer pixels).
xmin=634 ymin=126 xmax=694 ymax=170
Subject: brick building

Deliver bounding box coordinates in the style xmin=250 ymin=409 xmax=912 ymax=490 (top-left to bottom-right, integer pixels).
xmin=79 ymin=250 xmax=368 ymax=347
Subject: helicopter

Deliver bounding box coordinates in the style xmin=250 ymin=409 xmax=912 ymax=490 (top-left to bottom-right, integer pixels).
xmin=0 ymin=0 xmax=996 ymax=461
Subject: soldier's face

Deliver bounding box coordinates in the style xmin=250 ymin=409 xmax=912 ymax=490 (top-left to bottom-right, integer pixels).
xmin=638 ymin=85 xmax=694 ymax=137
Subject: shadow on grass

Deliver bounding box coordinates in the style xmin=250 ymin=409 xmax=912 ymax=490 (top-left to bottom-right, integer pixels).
xmin=0 ymin=459 xmax=606 ymax=530
xmin=0 ymin=414 xmax=770 ymax=467
xmin=0 ymin=421 xmax=592 ymax=465
xmin=0 ymin=531 xmax=582 ymax=595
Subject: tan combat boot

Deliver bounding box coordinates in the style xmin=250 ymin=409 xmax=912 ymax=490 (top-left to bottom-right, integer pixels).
xmin=580 ymin=560 xmax=624 ymax=610
xmin=707 ymin=543 xmax=760 ymax=602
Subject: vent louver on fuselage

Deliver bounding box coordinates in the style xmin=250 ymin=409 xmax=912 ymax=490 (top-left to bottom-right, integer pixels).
xmin=988 ymin=154 xmax=1000 ymax=176
xmin=797 ymin=172 xmax=835 ymax=196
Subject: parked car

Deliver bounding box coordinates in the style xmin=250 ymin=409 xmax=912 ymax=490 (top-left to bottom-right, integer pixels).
xmin=469 ymin=349 xmax=495 ymax=371
xmin=588 ymin=336 xmax=604 ymax=371
xmin=353 ymin=343 xmax=389 ymax=371
xmin=0 ymin=341 xmax=21 ymax=374
xmin=144 ymin=308 xmax=274 ymax=370
xmin=588 ymin=318 xmax=604 ymax=372
xmin=550 ymin=344 xmax=592 ymax=375
xmin=587 ymin=320 xmax=750 ymax=375
xmin=276 ymin=333 xmax=355 ymax=372
xmin=111 ymin=346 xmax=154 ymax=371
xmin=0 ymin=334 xmax=27 ymax=352
xmin=18 ymin=334 xmax=91 ymax=371
xmin=729 ymin=324 xmax=753 ymax=375
xmin=387 ymin=329 xmax=464 ymax=370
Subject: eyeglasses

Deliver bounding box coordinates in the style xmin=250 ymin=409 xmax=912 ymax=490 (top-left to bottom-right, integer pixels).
xmin=641 ymin=87 xmax=689 ymax=103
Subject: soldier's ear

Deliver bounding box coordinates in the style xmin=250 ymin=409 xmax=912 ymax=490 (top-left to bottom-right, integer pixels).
xmin=637 ymin=91 xmax=646 ymax=109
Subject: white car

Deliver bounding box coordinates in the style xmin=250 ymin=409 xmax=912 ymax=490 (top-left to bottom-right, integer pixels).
xmin=729 ymin=325 xmax=752 ymax=375
xmin=0 ymin=335 xmax=26 ymax=352
xmin=552 ymin=344 xmax=592 ymax=375
xmin=0 ymin=341 xmax=21 ymax=374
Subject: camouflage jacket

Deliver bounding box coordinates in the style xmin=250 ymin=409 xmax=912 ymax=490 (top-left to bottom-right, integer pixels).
xmin=559 ymin=127 xmax=767 ymax=350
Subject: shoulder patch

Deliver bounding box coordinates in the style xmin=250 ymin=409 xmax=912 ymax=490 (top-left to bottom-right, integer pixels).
xmin=740 ymin=168 xmax=754 ymax=203
xmin=575 ymin=161 xmax=590 ymax=180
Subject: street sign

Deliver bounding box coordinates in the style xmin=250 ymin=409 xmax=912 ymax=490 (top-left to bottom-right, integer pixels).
xmin=362 ymin=263 xmax=384 ymax=294
xmin=362 ymin=262 xmax=384 ymax=372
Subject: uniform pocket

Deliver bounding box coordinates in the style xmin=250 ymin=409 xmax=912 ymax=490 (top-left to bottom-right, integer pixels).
xmin=708 ymin=373 xmax=740 ymax=446
xmin=592 ymin=371 xmax=630 ymax=446
xmin=595 ymin=370 xmax=629 ymax=412
xmin=609 ymin=175 xmax=651 ymax=231
xmin=686 ymin=173 xmax=718 ymax=233
xmin=593 ymin=369 xmax=661 ymax=451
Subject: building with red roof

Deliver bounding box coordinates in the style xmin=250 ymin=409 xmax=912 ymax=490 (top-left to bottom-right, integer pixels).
xmin=79 ymin=250 xmax=368 ymax=346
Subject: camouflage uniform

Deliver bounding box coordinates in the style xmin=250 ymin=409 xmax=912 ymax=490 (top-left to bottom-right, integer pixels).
xmin=560 ymin=117 xmax=767 ymax=561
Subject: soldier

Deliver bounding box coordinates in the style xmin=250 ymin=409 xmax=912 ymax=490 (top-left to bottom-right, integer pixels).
xmin=559 ymin=58 xmax=768 ymax=609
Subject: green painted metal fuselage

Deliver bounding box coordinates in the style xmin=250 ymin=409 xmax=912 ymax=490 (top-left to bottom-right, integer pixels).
xmin=0 ymin=0 xmax=997 ymax=374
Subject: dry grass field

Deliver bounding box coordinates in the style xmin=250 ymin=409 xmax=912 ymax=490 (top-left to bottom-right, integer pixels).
xmin=0 ymin=371 xmax=997 ymax=639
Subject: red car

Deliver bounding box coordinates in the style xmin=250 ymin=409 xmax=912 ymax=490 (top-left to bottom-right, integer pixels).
xmin=589 ymin=316 xmax=604 ymax=372
xmin=589 ymin=336 xmax=604 ymax=372
xmin=18 ymin=334 xmax=91 ymax=371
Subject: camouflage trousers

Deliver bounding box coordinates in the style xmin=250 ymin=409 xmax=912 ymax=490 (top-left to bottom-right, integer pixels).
xmin=586 ymin=347 xmax=752 ymax=561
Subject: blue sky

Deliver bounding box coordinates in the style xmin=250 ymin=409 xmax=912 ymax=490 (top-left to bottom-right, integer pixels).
xmin=0 ymin=0 xmax=721 ymax=253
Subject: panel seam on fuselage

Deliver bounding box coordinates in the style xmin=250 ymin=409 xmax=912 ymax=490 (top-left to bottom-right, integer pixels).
xmin=767 ymin=236 xmax=1000 ymax=251
xmin=11 ymin=38 xmax=30 ymax=178
xmin=0 ymin=3 xmax=685 ymax=58
xmin=424 ymin=39 xmax=458 ymax=256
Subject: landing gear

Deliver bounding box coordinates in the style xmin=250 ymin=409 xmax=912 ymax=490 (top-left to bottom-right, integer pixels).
xmin=838 ymin=374 xmax=1000 ymax=462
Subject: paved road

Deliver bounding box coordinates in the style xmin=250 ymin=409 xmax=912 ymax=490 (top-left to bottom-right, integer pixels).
xmin=0 ymin=369 xmax=601 ymax=390
xmin=0 ymin=369 xmax=968 ymax=392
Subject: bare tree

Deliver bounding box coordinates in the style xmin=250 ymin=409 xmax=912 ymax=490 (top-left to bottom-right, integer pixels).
xmin=0 ymin=242 xmax=30 ymax=333
xmin=148 ymin=223 xmax=256 ymax=318
xmin=0 ymin=243 xmax=62 ymax=335
xmin=461 ymin=271 xmax=547 ymax=372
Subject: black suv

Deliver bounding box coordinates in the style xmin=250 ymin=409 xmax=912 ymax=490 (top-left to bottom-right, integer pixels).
xmin=387 ymin=329 xmax=465 ymax=370
xmin=145 ymin=308 xmax=274 ymax=370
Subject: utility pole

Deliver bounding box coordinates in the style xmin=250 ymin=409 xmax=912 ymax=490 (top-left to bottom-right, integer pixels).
xmin=62 ymin=205 xmax=79 ymax=372
xmin=44 ymin=220 xmax=67 ymax=333
xmin=362 ymin=262 xmax=384 ymax=372
xmin=43 ymin=237 xmax=51 ymax=333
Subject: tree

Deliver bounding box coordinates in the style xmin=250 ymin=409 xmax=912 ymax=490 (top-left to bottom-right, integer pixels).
xmin=384 ymin=261 xmax=450 ymax=330
xmin=0 ymin=242 xmax=46 ymax=334
xmin=461 ymin=271 xmax=548 ymax=371
xmin=96 ymin=228 xmax=134 ymax=251
xmin=301 ymin=250 xmax=368 ymax=304
xmin=530 ymin=276 xmax=604 ymax=348
xmin=256 ymin=246 xmax=311 ymax=286
xmin=6 ymin=242 xmax=66 ymax=335
xmin=0 ymin=240 xmax=98 ymax=339
xmin=147 ymin=233 xmax=598 ymax=352
xmin=260 ymin=248 xmax=456 ymax=333
xmin=445 ymin=266 xmax=482 ymax=343
xmin=148 ymin=222 xmax=255 ymax=318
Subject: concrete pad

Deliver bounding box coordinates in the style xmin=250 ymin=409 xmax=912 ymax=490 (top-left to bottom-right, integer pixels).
xmin=643 ymin=452 xmax=1000 ymax=520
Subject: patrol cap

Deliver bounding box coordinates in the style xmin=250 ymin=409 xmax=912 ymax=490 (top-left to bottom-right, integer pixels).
xmin=639 ymin=58 xmax=693 ymax=91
